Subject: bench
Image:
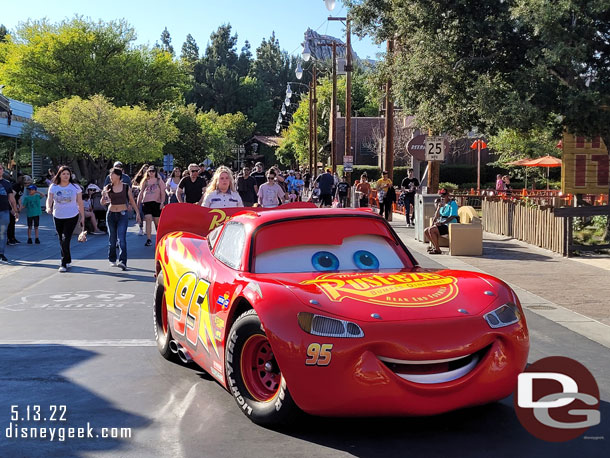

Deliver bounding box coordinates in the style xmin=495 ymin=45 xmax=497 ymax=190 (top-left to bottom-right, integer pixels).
xmin=427 ymin=206 xmax=483 ymax=256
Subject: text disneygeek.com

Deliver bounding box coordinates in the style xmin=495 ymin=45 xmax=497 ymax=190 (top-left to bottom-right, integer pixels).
xmin=5 ymin=405 xmax=132 ymax=442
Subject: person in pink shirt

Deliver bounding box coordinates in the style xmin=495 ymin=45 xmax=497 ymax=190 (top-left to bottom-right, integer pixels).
xmin=137 ymin=166 xmax=165 ymax=246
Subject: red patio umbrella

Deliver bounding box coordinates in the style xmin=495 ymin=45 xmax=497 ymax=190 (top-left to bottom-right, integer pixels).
xmin=521 ymin=155 xmax=562 ymax=190
xmin=506 ymin=158 xmax=533 ymax=188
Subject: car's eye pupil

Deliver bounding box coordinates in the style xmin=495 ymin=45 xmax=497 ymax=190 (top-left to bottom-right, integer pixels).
xmin=353 ymin=250 xmax=380 ymax=270
xmin=311 ymin=251 xmax=339 ymax=271
xmin=319 ymin=256 xmax=333 ymax=267
xmin=358 ymin=254 xmax=374 ymax=266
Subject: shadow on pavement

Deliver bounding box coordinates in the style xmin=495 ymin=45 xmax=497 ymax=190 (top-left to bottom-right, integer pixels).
xmin=279 ymin=397 xmax=608 ymax=458
xmin=0 ymin=345 xmax=151 ymax=458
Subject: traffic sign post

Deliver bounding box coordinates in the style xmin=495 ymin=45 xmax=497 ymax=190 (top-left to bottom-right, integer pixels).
xmin=425 ymin=136 xmax=446 ymax=162
xmin=343 ymin=155 xmax=353 ymax=173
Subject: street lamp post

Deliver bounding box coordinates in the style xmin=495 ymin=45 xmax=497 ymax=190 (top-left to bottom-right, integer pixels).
xmin=328 ymin=14 xmax=352 ymax=183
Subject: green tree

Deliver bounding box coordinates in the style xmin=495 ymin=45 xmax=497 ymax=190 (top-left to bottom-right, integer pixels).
xmin=33 ymin=95 xmax=178 ymax=182
xmin=189 ymin=24 xmax=242 ymax=113
xmin=159 ymin=27 xmax=174 ymax=56
xmin=0 ymin=17 xmax=188 ymax=107
xmin=180 ymin=33 xmax=199 ymax=64
xmin=0 ymin=25 xmax=7 ymax=42
xmin=237 ymin=41 xmax=252 ymax=77
xmin=278 ymin=69 xmax=379 ymax=167
xmin=346 ymin=0 xmax=610 ymax=236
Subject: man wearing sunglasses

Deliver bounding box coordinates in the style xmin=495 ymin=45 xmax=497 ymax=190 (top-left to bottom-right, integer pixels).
xmin=177 ymin=163 xmax=208 ymax=205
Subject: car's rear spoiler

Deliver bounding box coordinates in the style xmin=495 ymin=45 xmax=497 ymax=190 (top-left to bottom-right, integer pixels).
xmin=155 ymin=202 xmax=317 ymax=245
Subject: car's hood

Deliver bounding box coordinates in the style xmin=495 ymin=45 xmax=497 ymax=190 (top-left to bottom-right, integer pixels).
xmin=272 ymin=269 xmax=502 ymax=322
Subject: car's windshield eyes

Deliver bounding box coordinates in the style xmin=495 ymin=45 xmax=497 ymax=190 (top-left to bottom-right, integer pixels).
xmin=254 ymin=235 xmax=406 ymax=274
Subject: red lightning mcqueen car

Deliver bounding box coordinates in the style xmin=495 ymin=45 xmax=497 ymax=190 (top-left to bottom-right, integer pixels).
xmin=153 ymin=204 xmax=529 ymax=425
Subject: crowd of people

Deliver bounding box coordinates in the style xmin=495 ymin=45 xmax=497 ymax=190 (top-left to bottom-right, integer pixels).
xmin=1 ymin=159 xmax=428 ymax=268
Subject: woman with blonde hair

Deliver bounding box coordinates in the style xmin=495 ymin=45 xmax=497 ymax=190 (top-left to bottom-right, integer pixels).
xmin=202 ymin=166 xmax=243 ymax=208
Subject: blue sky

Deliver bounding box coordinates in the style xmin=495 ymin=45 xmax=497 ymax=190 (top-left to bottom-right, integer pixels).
xmin=2 ymin=0 xmax=384 ymax=60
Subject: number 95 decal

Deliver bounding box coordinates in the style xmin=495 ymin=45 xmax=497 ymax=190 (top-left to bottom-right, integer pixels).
xmin=305 ymin=343 xmax=333 ymax=366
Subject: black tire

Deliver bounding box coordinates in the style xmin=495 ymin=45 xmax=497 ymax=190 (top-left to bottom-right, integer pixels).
xmin=153 ymin=272 xmax=178 ymax=361
xmin=225 ymin=309 xmax=301 ymax=426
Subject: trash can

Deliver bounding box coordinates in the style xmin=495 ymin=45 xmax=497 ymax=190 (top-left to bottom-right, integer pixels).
xmin=414 ymin=193 xmax=441 ymax=242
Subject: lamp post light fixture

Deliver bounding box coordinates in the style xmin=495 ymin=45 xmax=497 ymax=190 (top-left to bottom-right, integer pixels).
xmin=302 ymin=41 xmax=311 ymax=62
xmin=281 ymin=105 xmax=287 ymax=116
xmin=286 ymin=84 xmax=292 ymax=98
xmin=324 ymin=0 xmax=336 ymax=11
xmin=285 ymin=97 xmax=291 ymax=107
xmin=295 ymin=61 xmax=304 ymax=80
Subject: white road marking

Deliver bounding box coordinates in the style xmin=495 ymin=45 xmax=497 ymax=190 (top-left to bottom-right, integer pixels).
xmin=0 ymin=339 xmax=157 ymax=347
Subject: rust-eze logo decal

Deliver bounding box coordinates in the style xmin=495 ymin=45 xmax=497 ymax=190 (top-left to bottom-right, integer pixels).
xmin=301 ymin=272 xmax=459 ymax=307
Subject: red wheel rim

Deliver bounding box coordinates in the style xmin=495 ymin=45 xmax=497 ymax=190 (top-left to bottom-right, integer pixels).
xmin=240 ymin=335 xmax=280 ymax=402
xmin=161 ymin=292 xmax=168 ymax=335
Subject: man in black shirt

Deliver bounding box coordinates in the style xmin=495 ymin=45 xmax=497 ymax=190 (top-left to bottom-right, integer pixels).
xmin=251 ymin=162 xmax=266 ymax=188
xmin=335 ymin=176 xmax=350 ymax=208
xmin=237 ymin=167 xmax=258 ymax=206
xmin=315 ymin=168 xmax=335 ymax=207
xmin=177 ymin=163 xmax=207 ymax=204
xmin=400 ymin=168 xmax=419 ymax=227
xmin=0 ymin=163 xmax=19 ymax=262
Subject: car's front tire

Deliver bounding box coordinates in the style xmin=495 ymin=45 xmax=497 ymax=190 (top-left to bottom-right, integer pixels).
xmin=226 ymin=310 xmax=300 ymax=426
xmin=153 ymin=272 xmax=178 ymax=361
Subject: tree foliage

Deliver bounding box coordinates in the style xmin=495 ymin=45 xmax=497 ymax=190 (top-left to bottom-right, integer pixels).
xmin=0 ymin=17 xmax=188 ymax=107
xmin=159 ymin=26 xmax=174 ymax=56
xmin=180 ymin=33 xmax=199 ymax=63
xmin=33 ymin=95 xmax=178 ymax=180
xmin=278 ymin=69 xmax=378 ymax=165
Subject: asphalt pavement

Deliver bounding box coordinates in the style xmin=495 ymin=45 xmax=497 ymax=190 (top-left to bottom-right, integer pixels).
xmin=0 ymin=211 xmax=608 ymax=458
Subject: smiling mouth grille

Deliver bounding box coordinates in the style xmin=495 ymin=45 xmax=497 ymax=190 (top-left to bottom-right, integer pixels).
xmin=378 ymin=346 xmax=490 ymax=384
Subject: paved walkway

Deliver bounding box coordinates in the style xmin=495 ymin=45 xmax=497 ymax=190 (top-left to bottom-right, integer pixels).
xmin=390 ymin=214 xmax=610 ymax=349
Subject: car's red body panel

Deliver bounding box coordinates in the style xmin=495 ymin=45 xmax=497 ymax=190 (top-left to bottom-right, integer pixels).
xmin=155 ymin=204 xmax=529 ymax=416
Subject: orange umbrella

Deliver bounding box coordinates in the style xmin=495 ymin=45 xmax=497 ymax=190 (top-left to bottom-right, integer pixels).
xmin=507 ymin=158 xmax=532 ymax=166
xmin=521 ymin=155 xmax=562 ymax=189
xmin=521 ymin=155 xmax=562 ymax=167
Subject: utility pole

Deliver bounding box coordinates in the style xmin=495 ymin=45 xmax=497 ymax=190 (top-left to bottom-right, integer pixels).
xmin=308 ymin=83 xmax=313 ymax=177
xmin=427 ymin=128 xmax=439 ymax=193
xmin=312 ymin=65 xmax=318 ymax=179
xmin=345 ymin=18 xmax=352 ymax=184
xmin=331 ymin=42 xmax=337 ymax=173
xmin=384 ymin=39 xmax=394 ymax=180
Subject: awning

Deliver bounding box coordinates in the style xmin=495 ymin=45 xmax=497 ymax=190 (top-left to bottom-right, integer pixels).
xmin=247 ymin=135 xmax=283 ymax=148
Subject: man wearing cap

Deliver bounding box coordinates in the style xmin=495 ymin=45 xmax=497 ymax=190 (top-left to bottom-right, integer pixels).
xmin=103 ymin=161 xmax=132 ymax=187
xmin=424 ymin=189 xmax=459 ymax=254
xmin=251 ymin=162 xmax=266 ymax=188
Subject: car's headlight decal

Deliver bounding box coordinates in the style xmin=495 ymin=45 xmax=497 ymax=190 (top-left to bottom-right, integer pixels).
xmin=298 ymin=312 xmax=364 ymax=338
xmin=484 ymin=303 xmax=520 ymax=329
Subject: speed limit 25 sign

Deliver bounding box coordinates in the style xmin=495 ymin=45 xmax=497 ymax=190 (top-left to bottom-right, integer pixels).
xmin=425 ymin=136 xmax=445 ymax=161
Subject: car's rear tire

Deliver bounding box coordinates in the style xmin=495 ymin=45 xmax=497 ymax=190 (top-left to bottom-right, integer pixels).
xmin=226 ymin=309 xmax=300 ymax=426
xmin=153 ymin=272 xmax=178 ymax=361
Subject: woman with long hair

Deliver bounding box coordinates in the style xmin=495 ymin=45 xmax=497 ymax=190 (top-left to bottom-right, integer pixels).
xmin=45 ymin=165 xmax=85 ymax=272
xmin=137 ymin=166 xmax=165 ymax=246
xmin=101 ymin=168 xmax=141 ymax=270
xmin=202 ymin=166 xmax=243 ymax=208
xmin=165 ymin=167 xmax=182 ymax=204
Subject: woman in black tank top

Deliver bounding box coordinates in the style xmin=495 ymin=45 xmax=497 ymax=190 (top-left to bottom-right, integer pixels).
xmin=101 ymin=168 xmax=141 ymax=270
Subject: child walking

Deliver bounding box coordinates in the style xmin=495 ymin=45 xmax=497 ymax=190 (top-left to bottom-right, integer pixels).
xmin=22 ymin=184 xmax=45 ymax=244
